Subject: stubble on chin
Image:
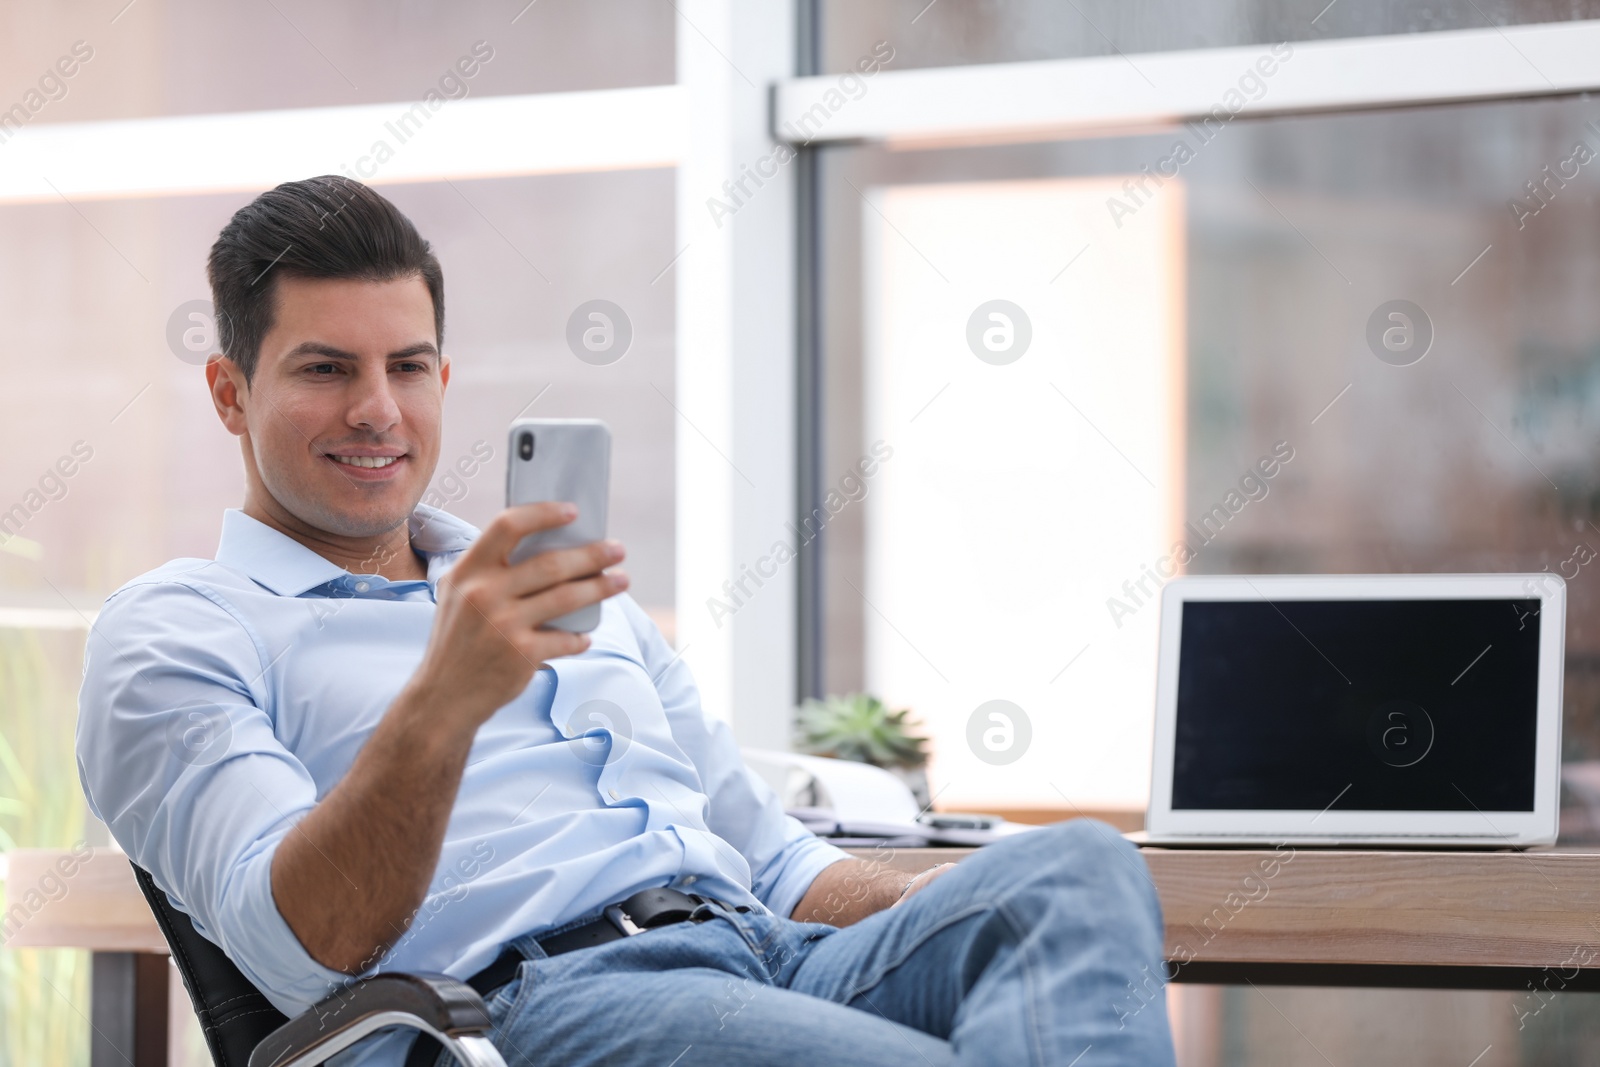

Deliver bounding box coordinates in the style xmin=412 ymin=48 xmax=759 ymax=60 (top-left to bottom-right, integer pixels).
xmin=259 ymin=465 xmax=416 ymax=543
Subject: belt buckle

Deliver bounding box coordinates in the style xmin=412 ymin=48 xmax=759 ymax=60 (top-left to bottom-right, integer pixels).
xmin=604 ymin=903 xmax=644 ymax=937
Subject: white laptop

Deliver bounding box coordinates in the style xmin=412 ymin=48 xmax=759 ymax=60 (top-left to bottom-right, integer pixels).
xmin=1140 ymin=574 xmax=1565 ymax=849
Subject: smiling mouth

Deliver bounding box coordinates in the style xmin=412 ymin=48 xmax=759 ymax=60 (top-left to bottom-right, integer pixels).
xmin=329 ymin=454 xmax=403 ymax=469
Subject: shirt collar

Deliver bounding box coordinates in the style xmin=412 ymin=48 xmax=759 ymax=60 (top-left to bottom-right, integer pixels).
xmin=214 ymin=504 xmax=480 ymax=597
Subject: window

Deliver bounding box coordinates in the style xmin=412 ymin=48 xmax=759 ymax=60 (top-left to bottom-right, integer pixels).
xmin=0 ymin=4 xmax=675 ymax=1063
xmin=820 ymin=0 xmax=1600 ymax=70
xmin=818 ymin=89 xmax=1600 ymax=813
xmin=806 ymin=9 xmax=1600 ymax=1060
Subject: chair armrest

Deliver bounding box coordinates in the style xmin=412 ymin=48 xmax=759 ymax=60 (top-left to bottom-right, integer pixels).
xmin=247 ymin=972 xmax=506 ymax=1067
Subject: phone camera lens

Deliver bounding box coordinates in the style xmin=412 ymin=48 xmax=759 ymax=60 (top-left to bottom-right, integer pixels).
xmin=518 ymin=432 xmax=534 ymax=461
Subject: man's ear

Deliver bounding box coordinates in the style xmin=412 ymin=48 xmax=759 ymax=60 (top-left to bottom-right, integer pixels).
xmin=440 ymin=353 xmax=451 ymax=393
xmin=206 ymin=356 xmax=250 ymax=437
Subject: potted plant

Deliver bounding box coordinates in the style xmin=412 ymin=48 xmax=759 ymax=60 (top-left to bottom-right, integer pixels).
xmin=793 ymin=692 xmax=932 ymax=809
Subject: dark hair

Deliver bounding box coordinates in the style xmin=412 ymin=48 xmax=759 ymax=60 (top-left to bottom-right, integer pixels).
xmin=206 ymin=175 xmax=444 ymax=383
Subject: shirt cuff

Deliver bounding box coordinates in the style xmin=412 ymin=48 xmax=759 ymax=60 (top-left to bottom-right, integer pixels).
xmin=756 ymin=824 xmax=855 ymax=920
xmin=220 ymin=842 xmax=362 ymax=1017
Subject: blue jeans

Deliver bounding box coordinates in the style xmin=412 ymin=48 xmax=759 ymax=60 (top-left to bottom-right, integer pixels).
xmin=443 ymin=820 xmax=1174 ymax=1066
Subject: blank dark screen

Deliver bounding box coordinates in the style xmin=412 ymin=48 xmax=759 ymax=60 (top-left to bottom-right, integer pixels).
xmin=1171 ymin=599 xmax=1541 ymax=812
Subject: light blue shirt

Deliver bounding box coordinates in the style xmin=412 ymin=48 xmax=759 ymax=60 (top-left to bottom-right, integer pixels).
xmin=75 ymin=505 xmax=849 ymax=1066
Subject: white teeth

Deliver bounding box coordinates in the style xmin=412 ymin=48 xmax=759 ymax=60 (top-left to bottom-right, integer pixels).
xmin=332 ymin=455 xmax=399 ymax=469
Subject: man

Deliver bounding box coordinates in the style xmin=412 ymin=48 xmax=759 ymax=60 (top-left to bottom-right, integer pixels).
xmin=76 ymin=176 xmax=1174 ymax=1066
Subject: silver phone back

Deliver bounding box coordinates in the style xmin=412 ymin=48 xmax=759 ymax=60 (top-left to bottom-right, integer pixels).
xmin=505 ymin=418 xmax=612 ymax=631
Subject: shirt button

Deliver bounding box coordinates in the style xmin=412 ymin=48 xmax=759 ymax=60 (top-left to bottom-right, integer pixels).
xmin=608 ymin=788 xmax=620 ymax=800
xmin=354 ymin=581 xmax=370 ymax=592
xmin=682 ymin=875 xmax=698 ymax=885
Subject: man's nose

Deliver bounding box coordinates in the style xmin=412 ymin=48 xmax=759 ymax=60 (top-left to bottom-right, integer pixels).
xmin=348 ymin=371 xmax=402 ymax=433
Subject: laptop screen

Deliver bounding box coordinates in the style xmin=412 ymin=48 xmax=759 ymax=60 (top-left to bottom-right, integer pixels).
xmin=1172 ymin=597 xmax=1542 ymax=812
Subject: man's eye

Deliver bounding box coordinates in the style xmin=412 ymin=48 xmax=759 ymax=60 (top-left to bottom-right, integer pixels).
xmin=308 ymin=363 xmax=338 ymax=375
xmin=395 ymin=362 xmax=429 ymax=374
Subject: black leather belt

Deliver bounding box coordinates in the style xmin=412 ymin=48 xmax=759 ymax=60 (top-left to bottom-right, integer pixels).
xmin=403 ymin=887 xmax=732 ymax=1067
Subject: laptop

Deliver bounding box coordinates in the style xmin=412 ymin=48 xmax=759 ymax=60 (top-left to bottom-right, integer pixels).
xmin=1138 ymin=574 xmax=1565 ymax=849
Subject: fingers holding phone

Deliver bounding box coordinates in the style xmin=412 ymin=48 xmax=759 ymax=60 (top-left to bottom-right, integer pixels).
xmin=407 ymin=420 xmax=621 ymax=728
xmin=503 ymin=517 xmax=629 ymax=634
xmin=418 ymin=502 xmax=623 ymax=726
xmin=502 ymin=532 xmax=624 ymax=600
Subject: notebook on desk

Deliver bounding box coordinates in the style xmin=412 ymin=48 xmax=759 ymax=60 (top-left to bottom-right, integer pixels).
xmin=1135 ymin=574 xmax=1565 ymax=849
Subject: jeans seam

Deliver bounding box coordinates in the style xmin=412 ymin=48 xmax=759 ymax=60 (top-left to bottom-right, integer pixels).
xmin=996 ymin=897 xmax=1049 ymax=1067
xmin=841 ymin=901 xmax=994 ymax=1001
xmin=486 ymin=962 xmax=538 ymax=1067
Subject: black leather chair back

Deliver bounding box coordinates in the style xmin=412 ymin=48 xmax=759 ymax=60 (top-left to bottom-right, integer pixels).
xmin=132 ymin=863 xmax=290 ymax=1067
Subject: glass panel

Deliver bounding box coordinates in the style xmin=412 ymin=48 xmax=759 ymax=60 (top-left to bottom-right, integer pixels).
xmin=0 ymin=625 xmax=90 ymax=1066
xmin=2 ymin=1 xmax=675 ymax=1052
xmin=857 ymin=177 xmax=1182 ymax=810
xmin=822 ymin=97 xmax=1600 ymax=1066
xmin=821 ymin=0 xmax=1600 ymax=73
xmin=818 ymin=92 xmax=1600 ymax=828
xmin=0 ymin=0 xmax=673 ymax=125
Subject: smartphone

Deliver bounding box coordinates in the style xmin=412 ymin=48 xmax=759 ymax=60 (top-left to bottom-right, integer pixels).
xmin=505 ymin=418 xmax=612 ymax=632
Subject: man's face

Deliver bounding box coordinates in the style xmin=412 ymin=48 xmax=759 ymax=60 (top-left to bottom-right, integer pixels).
xmin=230 ymin=274 xmax=448 ymax=540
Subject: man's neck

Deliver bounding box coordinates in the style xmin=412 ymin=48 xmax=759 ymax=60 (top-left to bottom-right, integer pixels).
xmin=242 ymin=497 xmax=429 ymax=582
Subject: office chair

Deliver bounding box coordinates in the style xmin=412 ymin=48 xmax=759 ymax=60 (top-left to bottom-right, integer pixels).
xmin=131 ymin=864 xmax=508 ymax=1067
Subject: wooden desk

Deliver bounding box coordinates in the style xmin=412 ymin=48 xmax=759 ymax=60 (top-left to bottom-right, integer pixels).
xmin=4 ymin=849 xmax=171 ymax=1067
xmin=859 ymin=842 xmax=1600 ymax=989
xmin=12 ymin=843 xmax=1600 ymax=1065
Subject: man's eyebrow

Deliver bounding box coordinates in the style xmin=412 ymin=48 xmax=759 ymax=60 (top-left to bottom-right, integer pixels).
xmin=285 ymin=341 xmax=440 ymax=361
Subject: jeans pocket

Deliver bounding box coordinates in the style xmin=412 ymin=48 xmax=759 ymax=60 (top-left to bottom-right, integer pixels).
xmin=485 ymin=960 xmax=535 ymax=1033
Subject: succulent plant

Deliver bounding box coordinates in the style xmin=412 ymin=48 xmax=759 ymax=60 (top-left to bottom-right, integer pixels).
xmin=793 ymin=692 xmax=929 ymax=769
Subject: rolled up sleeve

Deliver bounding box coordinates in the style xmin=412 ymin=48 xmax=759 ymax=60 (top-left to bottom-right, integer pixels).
xmin=619 ymin=596 xmax=851 ymax=918
xmin=75 ymin=578 xmax=353 ymax=1016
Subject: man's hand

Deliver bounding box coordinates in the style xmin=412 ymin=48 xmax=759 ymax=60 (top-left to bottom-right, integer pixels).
xmin=406 ymin=502 xmax=629 ymax=732
xmin=891 ymin=862 xmax=956 ymax=907
xmin=272 ymin=503 xmax=628 ymax=974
